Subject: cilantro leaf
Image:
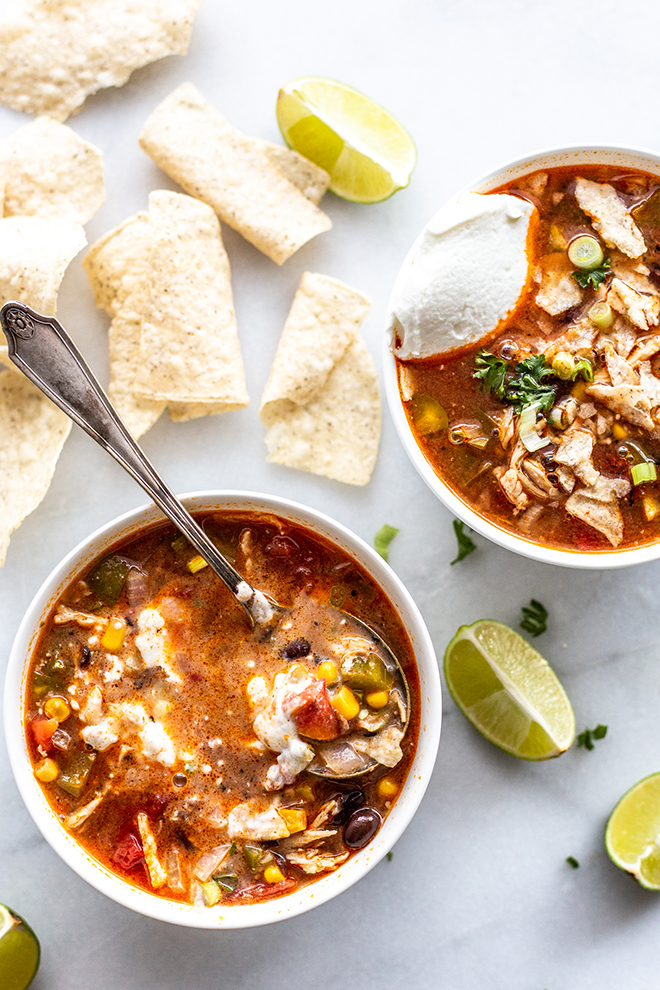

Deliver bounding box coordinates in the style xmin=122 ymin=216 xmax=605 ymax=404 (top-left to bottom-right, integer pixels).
xmin=577 ymin=724 xmax=608 ymax=750
xmin=450 ymin=520 xmax=476 ymax=564
xmin=386 ymin=851 xmax=393 ymax=862
xmin=374 ymin=524 xmax=399 ymax=562
xmin=566 ymin=856 xmax=579 ymax=869
xmin=474 ymin=350 xmax=508 ymax=399
xmin=520 ymin=599 xmax=548 ymax=637
xmin=504 ymin=355 xmax=557 ymax=414
xmin=571 ymin=259 xmax=611 ymax=290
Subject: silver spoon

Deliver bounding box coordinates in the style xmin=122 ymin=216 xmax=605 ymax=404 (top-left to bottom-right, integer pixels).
xmin=0 ymin=300 xmax=409 ymax=777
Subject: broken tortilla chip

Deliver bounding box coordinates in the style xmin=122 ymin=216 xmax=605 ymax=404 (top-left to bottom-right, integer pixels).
xmin=0 ymin=0 xmax=202 ymax=121
xmin=0 ymin=364 xmax=71 ymax=566
xmin=139 ymin=83 xmax=332 ymax=265
xmin=260 ymin=273 xmax=380 ymax=485
xmin=132 ymin=191 xmax=248 ymax=413
xmin=0 ymin=117 xmax=105 ymax=223
xmin=0 ymin=216 xmax=86 ymax=313
xmin=83 ymin=212 xmax=165 ymax=439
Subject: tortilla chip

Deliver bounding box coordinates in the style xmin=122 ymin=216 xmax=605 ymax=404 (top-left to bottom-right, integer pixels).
xmin=0 ymin=0 xmax=201 ymax=121
xmin=260 ymin=273 xmax=380 ymax=485
xmin=0 ymin=216 xmax=86 ymax=313
xmin=0 ymin=364 xmax=71 ymax=566
xmin=132 ymin=191 xmax=248 ymax=412
xmin=0 ymin=117 xmax=105 ymax=222
xmin=139 ymin=83 xmax=332 ymax=265
xmin=83 ymin=213 xmax=165 ymax=439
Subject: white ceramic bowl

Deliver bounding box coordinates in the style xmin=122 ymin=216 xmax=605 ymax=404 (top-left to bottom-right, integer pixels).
xmin=384 ymin=144 xmax=660 ymax=569
xmin=4 ymin=490 xmax=441 ymax=928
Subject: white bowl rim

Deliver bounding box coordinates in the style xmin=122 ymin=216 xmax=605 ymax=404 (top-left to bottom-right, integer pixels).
xmin=383 ymin=142 xmax=660 ymax=570
xmin=4 ymin=490 xmax=441 ymax=928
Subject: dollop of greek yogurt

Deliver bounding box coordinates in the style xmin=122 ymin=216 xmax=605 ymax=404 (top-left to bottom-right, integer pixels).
xmin=389 ymin=191 xmax=536 ymax=359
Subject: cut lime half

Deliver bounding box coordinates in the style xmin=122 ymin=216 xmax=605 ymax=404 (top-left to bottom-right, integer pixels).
xmin=605 ymin=772 xmax=660 ymax=890
xmin=276 ymin=76 xmax=416 ymax=203
xmin=0 ymin=905 xmax=40 ymax=990
xmin=444 ymin=619 xmax=575 ymax=760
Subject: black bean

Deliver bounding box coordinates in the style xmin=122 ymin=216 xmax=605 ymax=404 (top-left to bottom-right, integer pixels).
xmin=281 ymin=638 xmax=311 ymax=660
xmin=332 ymin=789 xmax=365 ymax=825
xmin=79 ymin=645 xmax=92 ymax=669
xmin=344 ymin=808 xmax=382 ymax=848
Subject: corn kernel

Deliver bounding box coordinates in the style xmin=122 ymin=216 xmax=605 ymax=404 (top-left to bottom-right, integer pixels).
xmin=330 ymin=685 xmax=360 ymax=721
xmin=35 ymin=757 xmax=59 ymax=783
xmin=317 ymin=660 xmax=339 ymax=685
xmin=378 ymin=777 xmax=399 ymax=799
xmin=612 ymin=422 xmax=628 ymax=440
xmin=643 ymin=496 xmax=660 ymax=522
xmin=571 ymin=380 xmax=588 ymax=401
xmin=100 ymin=617 xmax=127 ymax=653
xmin=200 ymin=880 xmax=222 ymax=906
xmin=548 ymin=224 xmax=567 ymax=252
xmin=44 ymin=696 xmax=71 ymax=722
xmin=264 ymin=864 xmax=285 ymax=884
xmin=278 ymin=808 xmax=307 ymax=834
xmin=366 ymin=690 xmax=389 ymax=709
xmin=187 ymin=555 xmax=208 ymax=574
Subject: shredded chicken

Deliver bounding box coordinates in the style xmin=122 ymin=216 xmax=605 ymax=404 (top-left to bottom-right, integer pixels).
xmin=609 ymin=316 xmax=638 ymax=358
xmin=535 ymin=253 xmax=583 ymax=315
xmin=493 ymin=441 xmax=529 ymax=512
xmin=285 ymin=848 xmax=349 ymax=875
xmin=587 ymin=382 xmax=657 ymax=433
xmin=497 ymin=406 xmax=516 ymax=450
xmin=542 ymin=317 xmax=598 ymax=362
xmin=54 ymin=605 xmax=106 ymax=629
xmin=639 ymin=361 xmax=660 ymax=409
xmin=602 ymin=346 xmax=639 ymax=386
xmin=137 ymin=812 xmax=167 ymax=888
xmin=310 ymin=798 xmax=342 ymax=830
xmin=553 ymin=427 xmax=600 ymax=485
xmin=608 ymin=277 xmax=660 ymax=332
xmin=280 ymin=828 xmax=337 ymax=850
xmin=63 ymin=785 xmax=109 ymax=830
xmin=628 ymin=333 xmax=660 ymax=367
xmin=565 ymin=476 xmax=631 ymax=547
xmin=574 ymin=178 xmax=646 ymax=258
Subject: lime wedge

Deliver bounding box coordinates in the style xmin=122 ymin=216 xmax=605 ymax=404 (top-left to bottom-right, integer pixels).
xmin=444 ymin=620 xmax=575 ymax=760
xmin=0 ymin=905 xmax=40 ymax=990
xmin=276 ymin=76 xmax=416 ymax=203
xmin=605 ymin=773 xmax=660 ymax=889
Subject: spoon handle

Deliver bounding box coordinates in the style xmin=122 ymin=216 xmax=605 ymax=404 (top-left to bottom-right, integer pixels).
xmin=0 ymin=301 xmax=259 ymax=623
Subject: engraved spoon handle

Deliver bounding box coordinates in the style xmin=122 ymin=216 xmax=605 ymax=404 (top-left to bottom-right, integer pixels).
xmin=0 ymin=301 xmax=266 ymax=627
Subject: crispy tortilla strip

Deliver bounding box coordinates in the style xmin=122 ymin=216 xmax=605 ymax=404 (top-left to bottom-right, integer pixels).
xmin=0 ymin=365 xmax=71 ymax=566
xmin=139 ymin=83 xmax=332 ymax=265
xmin=0 ymin=117 xmax=105 ymax=222
xmin=260 ymin=273 xmax=380 ymax=485
xmin=83 ymin=213 xmax=165 ymax=439
xmin=132 ymin=191 xmax=248 ymax=412
xmin=0 ymin=0 xmax=201 ymax=122
xmin=0 ymin=216 xmax=86 ymax=313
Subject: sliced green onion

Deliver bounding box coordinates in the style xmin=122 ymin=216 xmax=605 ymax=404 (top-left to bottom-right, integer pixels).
xmin=572 ymin=358 xmax=593 ymax=382
xmin=374 ymin=524 xmax=399 ymax=562
xmin=329 ymin=585 xmax=346 ymax=607
xmin=448 ymin=426 xmax=466 ymax=445
xmin=568 ymin=234 xmax=604 ymax=271
xmin=213 ymin=874 xmax=239 ymax=892
xmin=631 ymin=462 xmax=658 ymax=486
xmin=588 ymin=300 xmax=614 ymax=331
xmin=519 ymin=401 xmax=550 ymax=452
xmin=551 ymin=351 xmax=575 ymax=380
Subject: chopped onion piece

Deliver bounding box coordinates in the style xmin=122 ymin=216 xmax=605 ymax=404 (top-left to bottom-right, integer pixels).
xmin=519 ymin=402 xmax=551 ymax=452
xmin=193 ymin=843 xmax=232 ymax=882
xmin=318 ymin=743 xmax=368 ymax=775
xmin=631 ymin=462 xmax=657 ymax=486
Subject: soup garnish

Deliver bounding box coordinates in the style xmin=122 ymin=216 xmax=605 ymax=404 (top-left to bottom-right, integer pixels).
xmin=392 ymin=165 xmax=660 ymax=551
xmin=25 ymin=512 xmax=418 ymax=906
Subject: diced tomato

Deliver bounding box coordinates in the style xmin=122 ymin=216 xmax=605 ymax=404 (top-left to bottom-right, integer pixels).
xmin=111 ymin=832 xmax=144 ymax=870
xmin=144 ymin=794 xmax=171 ymax=819
xmin=289 ymin=680 xmax=342 ymax=741
xmin=31 ymin=717 xmax=58 ymax=751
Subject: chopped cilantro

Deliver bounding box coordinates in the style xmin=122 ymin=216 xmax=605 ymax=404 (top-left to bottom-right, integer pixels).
xmin=386 ymin=851 xmax=393 ymax=862
xmin=473 ymin=350 xmax=557 ymax=414
xmin=374 ymin=525 xmax=399 ymax=562
xmin=577 ymin=724 xmax=608 ymax=750
xmin=566 ymin=856 xmax=579 ymax=869
xmin=474 ymin=350 xmax=508 ymax=400
xmin=520 ymin=599 xmax=548 ymax=637
xmin=451 ymin=520 xmax=476 ymax=564
xmin=571 ymin=259 xmax=611 ymax=290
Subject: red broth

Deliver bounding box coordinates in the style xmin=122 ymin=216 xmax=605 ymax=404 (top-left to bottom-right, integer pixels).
xmin=25 ymin=512 xmax=419 ymax=906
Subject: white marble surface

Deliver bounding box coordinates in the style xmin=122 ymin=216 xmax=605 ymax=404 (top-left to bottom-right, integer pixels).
xmin=3 ymin=0 xmax=660 ymax=986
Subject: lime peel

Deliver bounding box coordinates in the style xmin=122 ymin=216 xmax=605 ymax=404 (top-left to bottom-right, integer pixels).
xmin=605 ymin=772 xmax=660 ymax=890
